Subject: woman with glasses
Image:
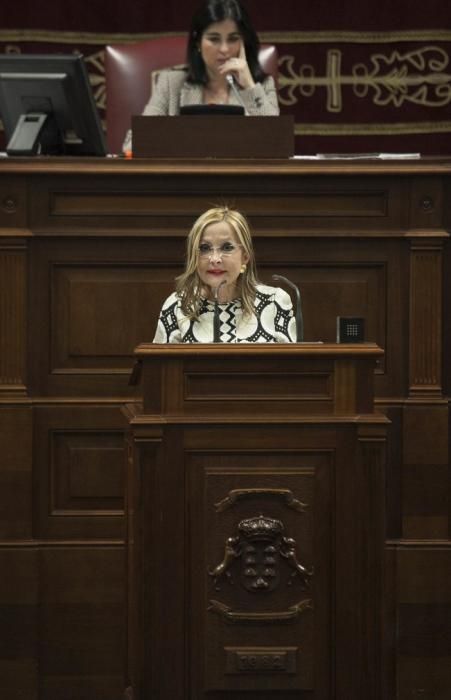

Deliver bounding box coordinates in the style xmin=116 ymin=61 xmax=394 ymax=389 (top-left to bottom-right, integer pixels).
xmin=153 ymin=206 xmax=295 ymax=343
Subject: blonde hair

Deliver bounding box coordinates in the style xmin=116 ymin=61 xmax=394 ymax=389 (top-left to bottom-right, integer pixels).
xmin=176 ymin=206 xmax=260 ymax=319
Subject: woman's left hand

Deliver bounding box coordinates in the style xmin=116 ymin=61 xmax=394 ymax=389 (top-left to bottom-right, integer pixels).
xmin=218 ymin=41 xmax=255 ymax=89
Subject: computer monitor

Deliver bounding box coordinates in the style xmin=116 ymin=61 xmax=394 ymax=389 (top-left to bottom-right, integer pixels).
xmin=0 ymin=53 xmax=107 ymax=156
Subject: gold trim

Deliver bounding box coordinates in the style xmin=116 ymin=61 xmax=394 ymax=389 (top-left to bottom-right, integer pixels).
xmin=295 ymin=120 xmax=451 ymax=135
xmin=262 ymin=30 xmax=451 ymax=44
xmin=1 ymin=29 xmax=451 ymax=45
xmin=0 ymin=30 xmax=185 ymax=44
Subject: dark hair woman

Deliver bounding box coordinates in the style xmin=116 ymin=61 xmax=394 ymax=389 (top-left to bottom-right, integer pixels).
xmin=122 ymin=0 xmax=278 ymax=152
xmin=186 ymin=0 xmax=267 ymax=84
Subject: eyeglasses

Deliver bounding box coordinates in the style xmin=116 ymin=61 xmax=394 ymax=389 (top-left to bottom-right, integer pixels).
xmin=197 ymin=242 xmax=242 ymax=259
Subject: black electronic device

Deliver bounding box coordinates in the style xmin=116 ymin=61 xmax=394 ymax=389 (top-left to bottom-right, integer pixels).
xmin=336 ymin=316 xmax=365 ymax=343
xmin=0 ymin=53 xmax=106 ymax=156
xmin=179 ymin=104 xmax=244 ymax=116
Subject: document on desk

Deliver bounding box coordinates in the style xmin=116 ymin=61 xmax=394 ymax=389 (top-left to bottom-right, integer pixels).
xmin=313 ymin=153 xmax=421 ymax=160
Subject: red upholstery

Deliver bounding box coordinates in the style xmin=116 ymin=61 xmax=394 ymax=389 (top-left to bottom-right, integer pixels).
xmin=104 ymin=37 xmax=279 ymax=153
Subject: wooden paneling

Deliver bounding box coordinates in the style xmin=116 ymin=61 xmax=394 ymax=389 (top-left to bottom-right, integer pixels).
xmin=0 ymin=407 xmax=33 ymax=539
xmin=189 ymin=444 xmax=328 ymax=695
xmin=129 ymin=348 xmax=387 ymax=699
xmin=0 ymin=157 xmax=449 ymax=698
xmin=255 ymin=237 xmax=408 ymax=397
xmin=0 ymin=244 xmax=27 ymax=393
xmin=51 ymin=264 xmax=168 ymax=365
xmin=26 ymin=171 xmax=408 ymax=234
xmin=38 ymin=544 xmax=124 ymax=700
xmin=0 ymin=546 xmax=39 ymax=698
xmin=33 ymin=405 xmax=125 ymax=539
xmin=0 ymin=175 xmax=27 ymax=229
xmin=408 ymin=237 xmax=444 ymax=395
xmin=28 ymin=237 xmax=182 ymax=396
xmin=402 ymin=405 xmax=449 ymax=539
xmin=388 ymin=544 xmax=451 ymax=700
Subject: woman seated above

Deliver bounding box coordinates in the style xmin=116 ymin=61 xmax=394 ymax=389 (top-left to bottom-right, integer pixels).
xmin=123 ymin=0 xmax=279 ymax=152
xmin=153 ymin=206 xmax=295 ymax=343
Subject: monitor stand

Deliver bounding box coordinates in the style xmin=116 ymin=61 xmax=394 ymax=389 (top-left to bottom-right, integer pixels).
xmin=6 ymin=112 xmax=61 ymax=155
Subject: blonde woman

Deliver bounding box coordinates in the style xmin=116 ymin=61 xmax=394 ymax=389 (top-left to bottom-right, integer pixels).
xmin=153 ymin=207 xmax=295 ymax=343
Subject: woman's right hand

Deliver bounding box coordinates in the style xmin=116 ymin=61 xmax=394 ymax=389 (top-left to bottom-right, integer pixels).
xmin=218 ymin=41 xmax=255 ymax=89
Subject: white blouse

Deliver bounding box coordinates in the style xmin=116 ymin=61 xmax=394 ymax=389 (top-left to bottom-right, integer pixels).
xmin=153 ymin=284 xmax=296 ymax=343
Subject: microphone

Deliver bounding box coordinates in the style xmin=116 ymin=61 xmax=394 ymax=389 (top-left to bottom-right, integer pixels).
xmin=272 ymin=274 xmax=304 ymax=342
xmin=213 ymin=280 xmax=228 ymax=343
xmin=226 ymin=74 xmax=248 ymax=115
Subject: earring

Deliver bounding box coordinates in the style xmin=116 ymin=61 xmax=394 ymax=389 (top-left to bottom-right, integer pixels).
xmin=240 ymin=264 xmax=247 ymax=274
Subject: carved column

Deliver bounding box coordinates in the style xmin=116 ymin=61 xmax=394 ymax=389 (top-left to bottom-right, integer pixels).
xmin=408 ymin=234 xmax=446 ymax=397
xmin=404 ymin=230 xmax=449 ymax=538
xmin=0 ymin=241 xmax=27 ymax=395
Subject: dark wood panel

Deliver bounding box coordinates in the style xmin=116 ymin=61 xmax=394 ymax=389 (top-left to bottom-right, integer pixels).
xmin=402 ymin=404 xmax=449 ymax=539
xmin=28 ymin=237 xmax=184 ymax=396
xmin=403 ymin=405 xmax=448 ymax=465
xmin=26 ymin=171 xmax=409 ymax=234
xmin=0 ymin=662 xmax=38 ymax=700
xmin=0 ymin=245 xmax=27 ymax=393
xmin=189 ymin=450 xmax=326 ymax=695
xmin=396 ymin=546 xmax=451 ymax=602
xmin=390 ymin=544 xmax=451 ymax=700
xmin=39 ymin=545 xmax=125 ymax=700
xmin=27 ymin=233 xmax=409 ymax=400
xmin=0 ymin=407 xmax=33 ymax=539
xmin=51 ymin=431 xmax=124 ymax=512
xmin=48 ymin=188 xmax=389 ymax=219
xmin=129 ymin=341 xmax=387 ymax=700
xmin=33 ymin=405 xmax=125 ymax=539
xmin=51 ymin=263 xmax=176 ymax=365
xmin=408 ymin=176 xmax=444 ymax=230
xmin=398 ymin=604 xmax=451 ymax=655
xmin=0 ymin=546 xmax=39 ymax=698
xmin=0 ymin=158 xmax=449 ymax=698
xmin=396 ymin=658 xmax=451 ymax=700
xmin=0 ymin=175 xmax=28 ymax=229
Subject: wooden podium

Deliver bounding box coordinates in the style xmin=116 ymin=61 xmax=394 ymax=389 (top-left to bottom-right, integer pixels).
xmin=124 ymin=342 xmax=388 ymax=700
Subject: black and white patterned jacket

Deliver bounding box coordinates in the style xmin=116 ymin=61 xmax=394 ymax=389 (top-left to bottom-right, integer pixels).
xmin=153 ymin=285 xmax=295 ymax=343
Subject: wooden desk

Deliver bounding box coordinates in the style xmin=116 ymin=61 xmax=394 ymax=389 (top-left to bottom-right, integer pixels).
xmin=0 ymin=156 xmax=449 ymax=699
xmin=126 ymin=342 xmax=387 ymax=700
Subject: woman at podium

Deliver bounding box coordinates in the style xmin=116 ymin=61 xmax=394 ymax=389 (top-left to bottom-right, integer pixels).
xmin=153 ymin=207 xmax=295 ymax=343
xmin=123 ymin=0 xmax=278 ymax=152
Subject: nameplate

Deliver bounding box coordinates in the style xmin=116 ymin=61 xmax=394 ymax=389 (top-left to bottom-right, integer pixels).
xmin=225 ymin=647 xmax=297 ymax=674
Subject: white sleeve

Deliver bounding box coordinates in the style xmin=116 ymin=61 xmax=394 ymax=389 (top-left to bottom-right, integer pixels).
xmin=273 ymin=287 xmax=296 ymax=342
xmin=122 ymin=71 xmax=173 ymax=152
xmin=142 ymin=71 xmax=172 ymax=116
xmin=152 ymin=293 xmax=183 ymax=343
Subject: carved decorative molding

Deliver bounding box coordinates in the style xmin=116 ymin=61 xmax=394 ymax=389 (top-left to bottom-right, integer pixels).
xmin=208 ymin=598 xmax=313 ymax=623
xmin=209 ymin=514 xmax=313 ymax=593
xmin=214 ymin=488 xmax=308 ymax=513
